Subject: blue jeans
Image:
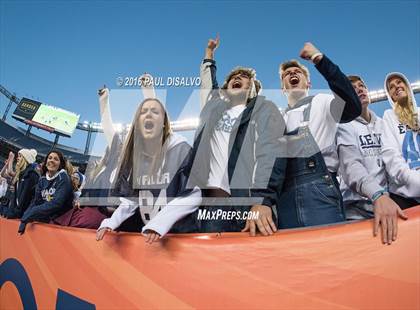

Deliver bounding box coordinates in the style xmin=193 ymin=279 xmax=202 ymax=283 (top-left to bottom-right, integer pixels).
xmin=277 ymin=155 xmax=345 ymax=229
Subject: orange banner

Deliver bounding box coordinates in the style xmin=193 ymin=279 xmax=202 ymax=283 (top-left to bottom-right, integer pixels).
xmin=1 ymin=207 xmax=419 ymax=309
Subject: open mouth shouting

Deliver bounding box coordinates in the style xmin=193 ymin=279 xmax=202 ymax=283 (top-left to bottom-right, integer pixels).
xmin=232 ymin=80 xmax=243 ymax=89
xmin=289 ymin=75 xmax=300 ymax=86
xmin=144 ymin=120 xmax=155 ymax=132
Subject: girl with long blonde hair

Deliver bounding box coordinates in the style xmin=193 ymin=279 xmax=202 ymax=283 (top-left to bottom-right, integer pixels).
xmin=382 ymin=72 xmax=420 ymax=209
xmin=4 ymin=149 xmax=39 ymax=219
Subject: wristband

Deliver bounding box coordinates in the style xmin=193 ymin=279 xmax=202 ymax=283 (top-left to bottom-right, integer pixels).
xmin=372 ymin=189 xmax=388 ymax=202
xmin=311 ymin=52 xmax=323 ymax=63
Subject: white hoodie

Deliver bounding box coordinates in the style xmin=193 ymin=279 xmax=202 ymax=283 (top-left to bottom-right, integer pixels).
xmin=382 ymin=72 xmax=420 ymax=199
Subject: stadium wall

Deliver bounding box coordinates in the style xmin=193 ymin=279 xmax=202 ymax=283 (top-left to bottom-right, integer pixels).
xmin=1 ymin=207 xmax=419 ymax=309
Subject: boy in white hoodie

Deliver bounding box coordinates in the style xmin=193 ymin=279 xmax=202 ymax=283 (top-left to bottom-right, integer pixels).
xmin=382 ymin=73 xmax=420 ymax=208
xmin=337 ymin=75 xmax=407 ymax=245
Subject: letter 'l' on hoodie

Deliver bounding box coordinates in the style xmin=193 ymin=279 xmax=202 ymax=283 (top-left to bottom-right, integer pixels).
xmin=337 ymin=110 xmax=387 ymax=203
xmin=382 ymin=72 xmax=420 ymax=199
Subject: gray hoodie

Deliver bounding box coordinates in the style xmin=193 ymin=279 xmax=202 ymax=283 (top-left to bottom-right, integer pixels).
xmin=99 ymin=133 xmax=201 ymax=237
xmin=337 ymin=110 xmax=387 ymax=203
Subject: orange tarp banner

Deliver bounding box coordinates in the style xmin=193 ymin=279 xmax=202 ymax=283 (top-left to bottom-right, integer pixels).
xmin=1 ymin=207 xmax=419 ymax=309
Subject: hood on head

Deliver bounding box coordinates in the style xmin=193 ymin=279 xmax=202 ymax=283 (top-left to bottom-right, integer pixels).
xmin=384 ymin=72 xmax=417 ymax=111
xmin=73 ymin=171 xmax=86 ymax=190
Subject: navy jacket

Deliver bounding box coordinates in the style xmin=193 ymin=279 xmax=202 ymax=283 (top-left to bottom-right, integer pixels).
xmin=315 ymin=55 xmax=361 ymax=123
xmin=20 ymin=169 xmax=73 ymax=225
xmin=6 ymin=163 xmax=39 ymax=219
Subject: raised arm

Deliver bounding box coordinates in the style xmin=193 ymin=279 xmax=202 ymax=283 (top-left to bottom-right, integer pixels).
xmin=0 ymin=160 xmax=8 ymax=178
xmin=200 ymin=35 xmax=220 ymax=109
xmin=98 ymin=86 xmax=116 ymax=148
xmin=140 ymin=73 xmax=156 ymax=99
xmin=300 ymin=42 xmax=361 ymax=123
xmin=2 ymin=152 xmax=16 ymax=178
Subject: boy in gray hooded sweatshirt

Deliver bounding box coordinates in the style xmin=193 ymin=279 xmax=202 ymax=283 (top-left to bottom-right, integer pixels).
xmin=191 ymin=35 xmax=287 ymax=236
xmin=337 ymin=75 xmax=407 ymax=245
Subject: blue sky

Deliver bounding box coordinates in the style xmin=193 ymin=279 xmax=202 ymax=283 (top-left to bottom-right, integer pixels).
xmin=1 ymin=0 xmax=419 ymax=155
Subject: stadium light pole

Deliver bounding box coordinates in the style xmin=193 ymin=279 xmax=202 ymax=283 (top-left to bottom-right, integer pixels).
xmin=52 ymin=134 xmax=60 ymax=149
xmin=2 ymin=95 xmax=18 ymax=121
xmin=84 ymin=124 xmax=93 ymax=155
xmin=25 ymin=125 xmax=32 ymax=136
xmin=2 ymin=98 xmax=13 ymax=121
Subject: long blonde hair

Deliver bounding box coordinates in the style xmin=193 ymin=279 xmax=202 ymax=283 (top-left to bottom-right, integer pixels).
xmin=13 ymin=156 xmax=28 ymax=185
xmin=394 ymin=95 xmax=419 ymax=131
xmin=114 ymin=98 xmax=171 ymax=192
xmin=388 ymin=79 xmax=419 ymax=131
xmin=66 ymin=161 xmax=80 ymax=192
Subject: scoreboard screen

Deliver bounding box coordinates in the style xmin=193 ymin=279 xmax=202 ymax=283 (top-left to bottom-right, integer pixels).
xmin=12 ymin=97 xmax=41 ymax=121
xmin=12 ymin=98 xmax=80 ymax=137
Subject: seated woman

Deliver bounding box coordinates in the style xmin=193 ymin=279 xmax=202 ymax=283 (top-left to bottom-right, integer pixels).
xmin=52 ymin=163 xmax=105 ymax=228
xmin=5 ymin=148 xmax=40 ymax=219
xmin=96 ymin=97 xmax=201 ymax=243
xmin=18 ymin=150 xmax=73 ymax=234
xmin=382 ymin=72 xmax=420 ymax=209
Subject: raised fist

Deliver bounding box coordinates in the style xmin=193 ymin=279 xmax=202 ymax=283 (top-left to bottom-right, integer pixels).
xmin=139 ymin=73 xmax=154 ymax=88
xmin=299 ymin=42 xmax=323 ymax=63
xmin=139 ymin=72 xmax=156 ymax=99
xmin=207 ymin=34 xmax=220 ymax=51
xmin=8 ymin=152 xmax=15 ymax=163
xmin=98 ymin=85 xmax=109 ymax=98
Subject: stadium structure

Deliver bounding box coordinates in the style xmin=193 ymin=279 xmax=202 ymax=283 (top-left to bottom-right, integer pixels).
xmin=1 ymin=82 xmax=419 ymax=309
xmin=1 ymin=82 xmax=420 ymax=168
